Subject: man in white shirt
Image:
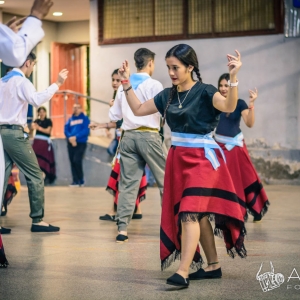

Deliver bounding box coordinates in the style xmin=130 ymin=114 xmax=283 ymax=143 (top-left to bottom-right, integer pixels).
xmin=0 ymin=0 xmax=53 ymax=67
xmin=0 ymin=52 xmax=68 ymax=232
xmin=109 ymin=48 xmax=167 ymax=243
xmin=0 ymin=0 xmax=54 ymax=235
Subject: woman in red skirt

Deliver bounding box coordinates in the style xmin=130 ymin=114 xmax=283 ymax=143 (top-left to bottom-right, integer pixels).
xmin=118 ymin=44 xmax=245 ymax=288
xmin=214 ymin=73 xmax=269 ymax=222
xmin=32 ymin=107 xmax=56 ymax=185
xmin=89 ymin=69 xmax=147 ymax=221
xmin=1 ymin=173 xmax=17 ymax=216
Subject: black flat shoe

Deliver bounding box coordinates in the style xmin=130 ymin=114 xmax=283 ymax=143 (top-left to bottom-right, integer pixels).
xmin=0 ymin=261 xmax=9 ymax=268
xmin=166 ymin=273 xmax=189 ymax=288
xmin=132 ymin=214 xmax=142 ymax=220
xmin=189 ymin=267 xmax=222 ymax=280
xmin=253 ymin=215 xmax=262 ymax=222
xmin=0 ymin=227 xmax=11 ymax=234
xmin=116 ymin=234 xmax=128 ymax=243
xmin=31 ymin=224 xmax=60 ymax=232
xmin=99 ymin=214 xmax=115 ymax=222
xmin=1 ymin=211 xmax=7 ymax=217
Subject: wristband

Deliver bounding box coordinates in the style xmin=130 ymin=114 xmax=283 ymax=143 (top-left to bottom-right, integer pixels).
xmin=228 ymin=80 xmax=239 ymax=87
xmin=248 ymin=106 xmax=254 ymax=110
xmin=121 ymin=80 xmax=129 ymax=84
xmin=106 ymin=123 xmax=109 ymax=129
xmin=123 ymin=86 xmax=132 ymax=94
xmin=29 ymin=14 xmax=41 ymax=21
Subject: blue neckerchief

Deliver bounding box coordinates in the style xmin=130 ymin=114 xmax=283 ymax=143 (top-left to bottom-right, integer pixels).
xmin=129 ymin=73 xmax=150 ymax=90
xmin=1 ymin=70 xmax=23 ymax=83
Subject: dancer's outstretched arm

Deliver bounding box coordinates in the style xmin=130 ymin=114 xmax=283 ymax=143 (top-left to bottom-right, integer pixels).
xmin=89 ymin=122 xmax=116 ymax=130
xmin=213 ymin=50 xmax=242 ymax=113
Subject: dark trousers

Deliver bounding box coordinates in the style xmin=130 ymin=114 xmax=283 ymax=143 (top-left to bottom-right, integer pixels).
xmin=67 ymin=142 xmax=87 ymax=183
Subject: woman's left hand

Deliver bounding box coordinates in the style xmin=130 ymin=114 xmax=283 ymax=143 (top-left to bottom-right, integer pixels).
xmin=249 ymin=88 xmax=258 ymax=106
xmin=227 ymin=50 xmax=242 ymax=76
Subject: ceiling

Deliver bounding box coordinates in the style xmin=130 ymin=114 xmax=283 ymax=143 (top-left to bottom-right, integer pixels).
xmin=0 ymin=0 xmax=90 ymax=22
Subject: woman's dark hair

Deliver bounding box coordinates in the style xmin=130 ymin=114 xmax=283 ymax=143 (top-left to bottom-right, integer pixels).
xmin=111 ymin=69 xmax=119 ymax=77
xmin=134 ymin=48 xmax=155 ymax=70
xmin=37 ymin=106 xmax=47 ymax=114
xmin=162 ymin=44 xmax=202 ymax=125
xmin=218 ymin=73 xmax=230 ymax=117
xmin=218 ymin=73 xmax=230 ymax=91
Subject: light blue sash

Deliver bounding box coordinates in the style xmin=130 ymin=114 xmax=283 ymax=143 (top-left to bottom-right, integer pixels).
xmin=1 ymin=70 xmax=23 ymax=83
xmin=129 ymin=73 xmax=150 ymax=90
xmin=214 ymin=132 xmax=244 ymax=151
xmin=171 ymin=132 xmax=226 ymax=170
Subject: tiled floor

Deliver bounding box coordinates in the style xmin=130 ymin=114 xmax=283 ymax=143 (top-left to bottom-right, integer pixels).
xmin=0 ymin=185 xmax=299 ymax=300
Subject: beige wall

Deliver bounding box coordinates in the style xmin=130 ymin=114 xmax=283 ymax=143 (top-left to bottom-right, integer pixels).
xmin=57 ymin=21 xmax=89 ymax=44
xmin=89 ymin=0 xmax=300 ymax=149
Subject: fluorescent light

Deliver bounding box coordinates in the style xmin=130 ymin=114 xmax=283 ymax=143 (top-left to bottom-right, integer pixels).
xmin=0 ymin=1 xmax=5 ymax=5
xmin=53 ymin=12 xmax=63 ymax=17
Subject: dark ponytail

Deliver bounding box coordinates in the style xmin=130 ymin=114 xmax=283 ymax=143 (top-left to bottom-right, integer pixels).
xmin=162 ymin=85 xmax=176 ymax=126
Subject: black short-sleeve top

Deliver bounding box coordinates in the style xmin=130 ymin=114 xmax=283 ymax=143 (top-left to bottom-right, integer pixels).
xmin=215 ymin=99 xmax=248 ymax=137
xmin=154 ymin=82 xmax=220 ymax=135
xmin=34 ymin=118 xmax=53 ymax=137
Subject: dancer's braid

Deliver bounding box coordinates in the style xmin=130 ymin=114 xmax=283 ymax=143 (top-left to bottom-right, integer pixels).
xmin=162 ymin=85 xmax=176 ymax=126
xmin=194 ymin=68 xmax=202 ymax=83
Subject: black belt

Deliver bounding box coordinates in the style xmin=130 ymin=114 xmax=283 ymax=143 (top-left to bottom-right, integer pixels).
xmin=0 ymin=124 xmax=24 ymax=130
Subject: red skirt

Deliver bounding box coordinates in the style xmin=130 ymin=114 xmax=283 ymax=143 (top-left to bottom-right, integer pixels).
xmin=0 ymin=234 xmax=8 ymax=268
xmin=32 ymin=139 xmax=56 ymax=183
xmin=217 ymin=141 xmax=269 ymax=219
xmin=160 ymin=146 xmax=247 ymax=270
xmin=106 ymin=159 xmax=147 ymax=207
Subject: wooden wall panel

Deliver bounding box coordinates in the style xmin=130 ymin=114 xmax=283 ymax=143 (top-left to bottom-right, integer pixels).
xmin=50 ymin=43 xmax=86 ymax=137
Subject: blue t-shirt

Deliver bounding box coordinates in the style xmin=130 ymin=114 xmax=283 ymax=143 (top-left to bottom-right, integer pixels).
xmin=154 ymin=82 xmax=220 ymax=135
xmin=215 ymin=99 xmax=248 ymax=137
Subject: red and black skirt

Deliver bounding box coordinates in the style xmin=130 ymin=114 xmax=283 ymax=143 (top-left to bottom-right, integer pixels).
xmin=0 ymin=234 xmax=8 ymax=268
xmin=32 ymin=138 xmax=56 ymax=183
xmin=2 ymin=173 xmax=17 ymax=212
xmin=217 ymin=141 xmax=269 ymax=220
xmin=106 ymin=159 xmax=147 ymax=207
xmin=160 ymin=146 xmax=247 ymax=270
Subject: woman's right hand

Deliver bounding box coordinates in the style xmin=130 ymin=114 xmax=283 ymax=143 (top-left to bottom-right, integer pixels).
xmin=227 ymin=50 xmax=242 ymax=76
xmin=118 ymin=60 xmax=130 ymax=81
xmin=89 ymin=122 xmax=99 ymax=130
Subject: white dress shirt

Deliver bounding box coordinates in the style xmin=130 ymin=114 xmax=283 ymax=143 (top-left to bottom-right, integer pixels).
xmin=0 ymin=17 xmax=44 ymax=67
xmin=0 ymin=68 xmax=58 ymax=127
xmin=109 ymin=73 xmax=163 ymax=130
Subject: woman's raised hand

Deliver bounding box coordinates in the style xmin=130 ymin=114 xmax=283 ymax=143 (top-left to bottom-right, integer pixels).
xmin=249 ymin=88 xmax=258 ymax=105
xmin=227 ymin=50 xmax=242 ymax=76
xmin=118 ymin=60 xmax=130 ymax=81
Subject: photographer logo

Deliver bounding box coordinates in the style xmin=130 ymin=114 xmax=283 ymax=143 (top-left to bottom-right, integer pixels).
xmin=256 ymin=261 xmax=285 ymax=292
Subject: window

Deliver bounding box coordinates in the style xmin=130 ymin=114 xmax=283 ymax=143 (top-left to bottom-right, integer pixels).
xmin=98 ymin=0 xmax=284 ymax=45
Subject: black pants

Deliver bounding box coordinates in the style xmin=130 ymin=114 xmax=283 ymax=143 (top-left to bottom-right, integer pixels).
xmin=67 ymin=142 xmax=87 ymax=183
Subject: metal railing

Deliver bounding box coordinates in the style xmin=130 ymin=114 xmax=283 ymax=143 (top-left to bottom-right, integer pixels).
xmin=53 ymin=90 xmax=110 ymax=124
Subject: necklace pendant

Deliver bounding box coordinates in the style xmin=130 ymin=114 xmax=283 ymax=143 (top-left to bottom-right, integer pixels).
xmin=178 ymin=104 xmax=182 ymax=109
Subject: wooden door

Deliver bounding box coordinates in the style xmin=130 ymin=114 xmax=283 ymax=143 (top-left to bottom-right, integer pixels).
xmin=50 ymin=43 xmax=87 ymax=137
